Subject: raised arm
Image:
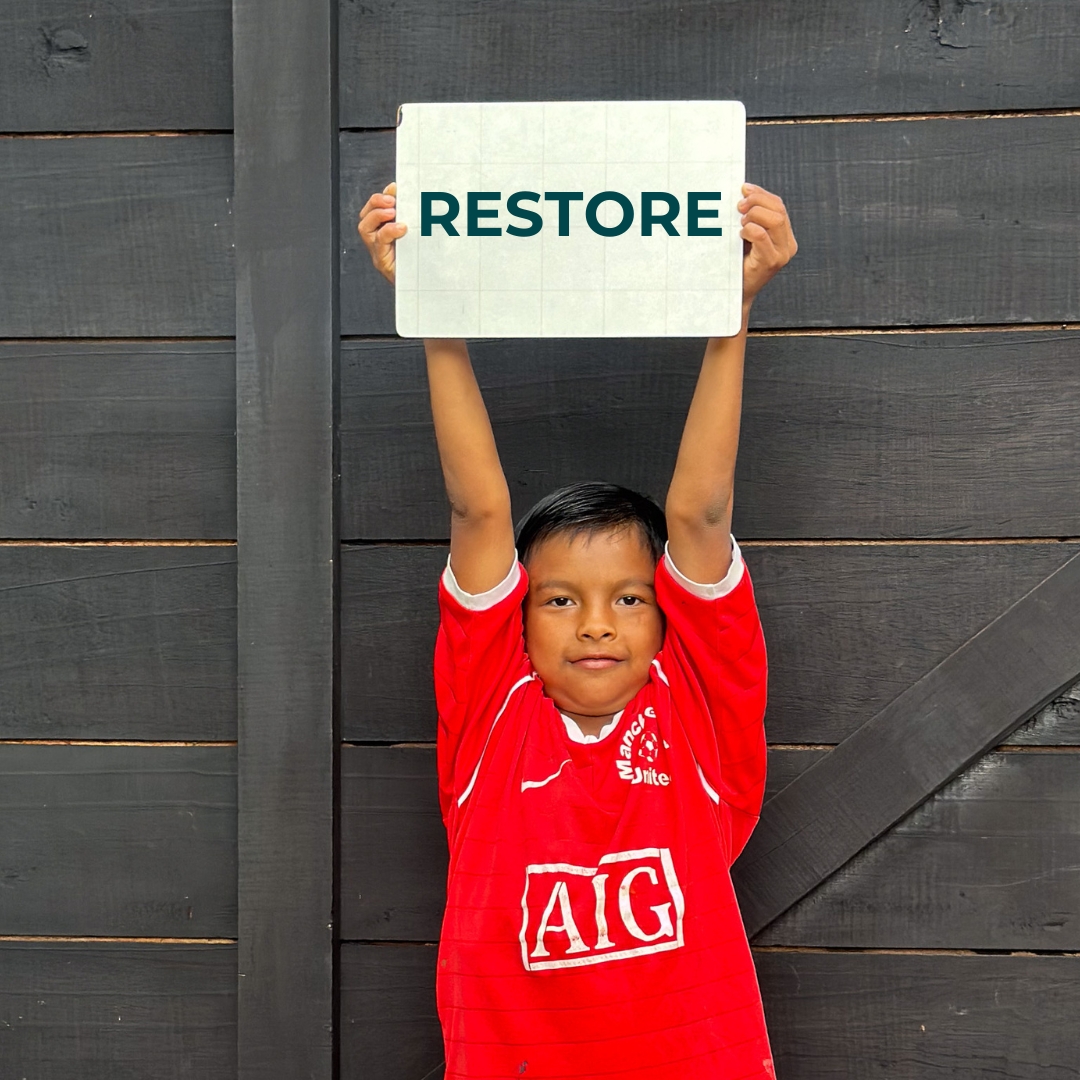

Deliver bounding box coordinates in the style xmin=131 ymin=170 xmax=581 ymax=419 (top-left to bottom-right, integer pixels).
xmin=665 ymin=184 xmax=797 ymax=584
xmin=358 ymin=185 xmax=515 ymax=593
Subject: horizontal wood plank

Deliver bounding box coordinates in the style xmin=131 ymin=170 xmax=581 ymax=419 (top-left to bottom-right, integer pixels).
xmin=340 ymin=943 xmax=443 ymax=1080
xmin=749 ymin=543 xmax=1080 ymax=744
xmin=337 ymin=944 xmax=1080 ymax=1079
xmin=0 ymin=941 xmax=235 ymax=1080
xmin=759 ymin=749 xmax=1080 ymax=950
xmin=341 ymin=545 xmax=444 ymax=743
xmin=340 ymin=745 xmax=447 ymax=942
xmin=0 ymin=341 xmax=235 ymax=539
xmin=756 ymin=951 xmax=1080 ymax=1079
xmin=0 ymin=135 xmax=233 ymax=336
xmin=339 ymin=743 xmax=1080 ymax=949
xmin=340 ymin=0 xmax=1080 ymax=128
xmin=340 ymin=116 xmax=1080 ymax=333
xmin=0 ymin=546 xmax=235 ymax=741
xmin=0 ymin=0 xmax=232 ymax=132
xmin=1008 ymin=681 xmax=1080 ymax=745
xmin=733 ymin=553 xmax=1080 ymax=937
xmin=339 ymin=331 xmax=1080 ymax=542
xmin=340 ymin=542 xmax=1080 ymax=745
xmin=0 ymin=744 xmax=236 ymax=937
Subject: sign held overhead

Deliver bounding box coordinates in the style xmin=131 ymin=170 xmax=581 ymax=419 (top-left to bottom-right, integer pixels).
xmin=394 ymin=101 xmax=746 ymax=338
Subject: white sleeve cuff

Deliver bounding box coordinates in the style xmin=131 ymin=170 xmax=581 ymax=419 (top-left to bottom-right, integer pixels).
xmin=442 ymin=554 xmax=522 ymax=611
xmin=663 ymin=537 xmax=745 ymax=600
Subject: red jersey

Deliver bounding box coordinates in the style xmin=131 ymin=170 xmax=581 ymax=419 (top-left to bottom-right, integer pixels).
xmin=434 ymin=549 xmax=774 ymax=1080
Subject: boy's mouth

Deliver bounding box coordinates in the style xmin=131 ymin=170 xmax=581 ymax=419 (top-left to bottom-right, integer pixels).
xmin=570 ymin=655 xmax=623 ymax=670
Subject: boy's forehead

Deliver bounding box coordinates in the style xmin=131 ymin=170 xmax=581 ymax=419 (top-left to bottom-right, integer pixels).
xmin=525 ymin=525 xmax=658 ymax=579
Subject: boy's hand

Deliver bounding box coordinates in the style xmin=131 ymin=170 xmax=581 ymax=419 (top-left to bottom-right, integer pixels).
xmin=738 ymin=184 xmax=797 ymax=307
xmin=357 ymin=182 xmax=406 ymax=284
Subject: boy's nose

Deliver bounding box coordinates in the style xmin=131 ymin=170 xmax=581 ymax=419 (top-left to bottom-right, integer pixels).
xmin=578 ymin=609 xmax=616 ymax=640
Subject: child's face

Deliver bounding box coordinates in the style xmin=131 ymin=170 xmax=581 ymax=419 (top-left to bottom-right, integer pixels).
xmin=523 ymin=526 xmax=664 ymax=723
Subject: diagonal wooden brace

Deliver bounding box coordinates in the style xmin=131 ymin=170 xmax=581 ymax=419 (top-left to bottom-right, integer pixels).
xmin=733 ymin=551 xmax=1080 ymax=938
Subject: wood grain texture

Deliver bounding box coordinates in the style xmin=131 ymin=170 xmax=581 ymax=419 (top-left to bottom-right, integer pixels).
xmin=339 ymin=331 xmax=1080 ymax=542
xmin=340 ymin=116 xmax=1080 ymax=334
xmin=0 ymin=0 xmax=232 ymax=132
xmin=758 ymin=749 xmax=1080 ymax=950
xmin=339 ymin=742 xmax=1080 ymax=949
xmin=0 ymin=744 xmax=236 ymax=937
xmin=0 ymin=941 xmax=235 ymax=1080
xmin=0 ymin=135 xmax=233 ymax=336
xmin=733 ymin=553 xmax=1080 ymax=937
xmin=233 ymin=0 xmax=335 ymax=1075
xmin=0 ymin=545 xmax=235 ymax=741
xmin=0 ymin=341 xmax=235 ymax=539
xmin=340 ymin=0 xmax=1080 ymax=128
xmin=1008 ymin=681 xmax=1080 ymax=745
xmin=749 ymin=543 xmax=1080 ymax=745
xmin=756 ymin=951 xmax=1080 ymax=1079
xmin=340 ymin=545 xmax=444 ymax=743
xmin=340 ymin=745 xmax=447 ymax=942
xmin=337 ymin=945 xmax=1080 ymax=1079
xmin=340 ymin=943 xmax=444 ymax=1080
xmin=340 ymin=542 xmax=1080 ymax=745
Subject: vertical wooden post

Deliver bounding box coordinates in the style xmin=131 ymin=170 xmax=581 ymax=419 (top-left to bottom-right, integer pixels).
xmin=233 ymin=0 xmax=337 ymax=1076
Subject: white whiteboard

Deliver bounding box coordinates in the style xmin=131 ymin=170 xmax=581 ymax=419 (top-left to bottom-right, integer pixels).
xmin=394 ymin=101 xmax=746 ymax=338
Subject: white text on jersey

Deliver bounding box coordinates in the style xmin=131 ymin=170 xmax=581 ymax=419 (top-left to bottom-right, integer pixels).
xmin=519 ymin=847 xmax=685 ymax=971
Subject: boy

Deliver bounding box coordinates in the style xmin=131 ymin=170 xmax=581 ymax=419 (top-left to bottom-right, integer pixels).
xmin=359 ymin=182 xmax=797 ymax=1079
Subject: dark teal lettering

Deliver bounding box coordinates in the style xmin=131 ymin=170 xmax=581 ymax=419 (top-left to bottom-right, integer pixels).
xmin=421 ymin=192 xmax=460 ymax=236
xmin=544 ymin=191 xmax=584 ymax=236
xmin=687 ymin=191 xmax=723 ymax=237
xmin=641 ymin=192 xmax=680 ymax=236
xmin=467 ymin=191 xmax=502 ymax=236
xmin=586 ymin=191 xmax=634 ymax=237
xmin=506 ymin=191 xmax=543 ymax=237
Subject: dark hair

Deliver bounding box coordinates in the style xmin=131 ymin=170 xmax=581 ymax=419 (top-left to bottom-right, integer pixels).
xmin=514 ymin=482 xmax=667 ymax=565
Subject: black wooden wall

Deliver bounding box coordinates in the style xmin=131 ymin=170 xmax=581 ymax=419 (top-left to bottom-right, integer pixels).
xmin=1 ymin=1 xmax=237 ymax=1076
xmin=3 ymin=2 xmax=1080 ymax=1078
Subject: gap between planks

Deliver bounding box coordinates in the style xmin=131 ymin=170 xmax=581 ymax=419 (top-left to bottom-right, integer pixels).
xmin=342 ymin=323 xmax=1080 ymax=343
xmin=750 ymin=107 xmax=1080 ymax=125
xmin=750 ymin=945 xmax=1080 ymax=957
xmin=338 ymin=940 xmax=1079 ymax=958
xmin=0 ymin=935 xmax=236 ymax=944
xmin=0 ymin=740 xmax=236 ymax=747
xmin=338 ymin=106 xmax=1080 ymax=137
xmin=342 ymin=742 xmax=1080 ymax=752
xmin=0 ymin=336 xmax=235 ymax=344
xmin=743 ymin=538 xmax=1080 ymax=547
xmin=341 ymin=538 xmax=1080 ymax=548
xmin=5 ymin=107 xmax=1075 ymax=141
xmin=0 ymin=130 xmax=232 ymax=140
xmin=0 ymin=539 xmax=236 ymax=547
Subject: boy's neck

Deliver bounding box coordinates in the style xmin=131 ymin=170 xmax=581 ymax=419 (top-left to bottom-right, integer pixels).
xmin=562 ymin=709 xmax=617 ymax=738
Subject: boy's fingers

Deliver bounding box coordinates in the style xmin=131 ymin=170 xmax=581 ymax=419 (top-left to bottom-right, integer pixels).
xmin=374 ymin=221 xmax=405 ymax=247
xmin=740 ymin=206 xmax=787 ymax=231
xmin=738 ymin=193 xmax=787 ymax=218
xmin=358 ymin=192 xmax=393 ymax=219
xmin=740 ymin=221 xmax=774 ymax=248
xmin=741 ymin=222 xmax=782 ymax=265
xmin=384 ymin=181 xmax=397 ymax=196
xmin=740 ymin=184 xmax=785 ymax=207
xmin=358 ymin=207 xmax=396 ymax=244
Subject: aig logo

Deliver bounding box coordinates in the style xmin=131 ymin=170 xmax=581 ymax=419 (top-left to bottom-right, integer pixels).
xmin=519 ymin=848 xmax=685 ymax=972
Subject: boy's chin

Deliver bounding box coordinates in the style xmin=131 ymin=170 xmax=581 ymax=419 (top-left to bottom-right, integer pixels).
xmin=550 ymin=678 xmax=648 ymax=720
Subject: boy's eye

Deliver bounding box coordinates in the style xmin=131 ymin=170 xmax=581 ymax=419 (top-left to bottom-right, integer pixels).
xmin=545 ymin=596 xmax=574 ymax=608
xmin=618 ymin=595 xmax=644 ymax=606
